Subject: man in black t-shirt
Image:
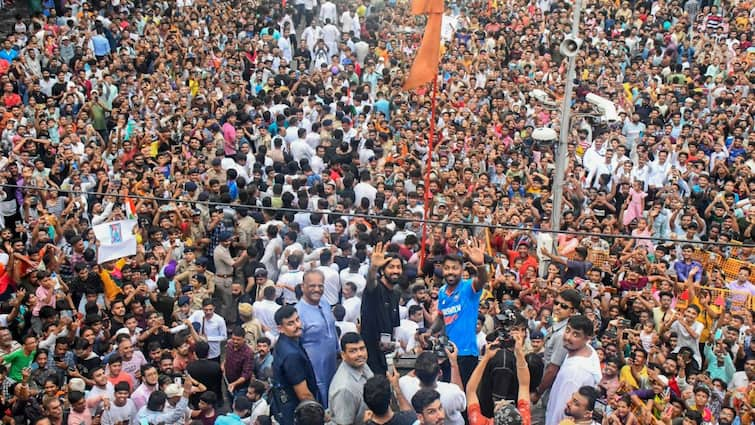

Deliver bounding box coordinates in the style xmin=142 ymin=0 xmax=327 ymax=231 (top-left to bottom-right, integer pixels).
xmin=360 ymin=242 xmax=402 ymax=375
xmin=186 ymin=341 xmax=223 ymax=408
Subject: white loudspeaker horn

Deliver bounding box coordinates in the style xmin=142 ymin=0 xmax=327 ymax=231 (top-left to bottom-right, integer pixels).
xmin=559 ymin=36 xmax=582 ymax=57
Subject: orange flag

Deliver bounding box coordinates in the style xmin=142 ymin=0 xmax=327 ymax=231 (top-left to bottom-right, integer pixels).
xmin=403 ymin=0 xmax=444 ymax=91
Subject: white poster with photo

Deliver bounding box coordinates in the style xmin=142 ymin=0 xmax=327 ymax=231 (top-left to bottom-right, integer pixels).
xmin=93 ymin=219 xmax=138 ymax=264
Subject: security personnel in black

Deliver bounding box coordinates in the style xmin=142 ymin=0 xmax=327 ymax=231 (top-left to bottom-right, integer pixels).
xmin=270 ymin=305 xmax=319 ymax=425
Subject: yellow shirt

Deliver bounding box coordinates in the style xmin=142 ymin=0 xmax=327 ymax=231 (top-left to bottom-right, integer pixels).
xmin=619 ymin=364 xmax=647 ymax=390
xmin=691 ymin=296 xmax=720 ymax=342
xmin=100 ymin=260 xmax=126 ymax=301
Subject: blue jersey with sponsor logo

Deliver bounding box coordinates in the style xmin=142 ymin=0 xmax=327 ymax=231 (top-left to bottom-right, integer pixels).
xmin=438 ymin=278 xmax=482 ymax=356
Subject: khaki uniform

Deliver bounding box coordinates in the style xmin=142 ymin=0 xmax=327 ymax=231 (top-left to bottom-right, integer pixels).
xmin=189 ymin=222 xmax=207 ymax=248
xmin=205 ymin=167 xmax=227 ymax=185
xmin=242 ymin=318 xmax=263 ymax=348
xmin=175 ymin=266 xmax=216 ymax=292
xmin=190 ymin=286 xmax=214 ymax=311
xmin=236 ymin=216 xmax=258 ymax=249
xmin=213 ymin=244 xmax=236 ymax=314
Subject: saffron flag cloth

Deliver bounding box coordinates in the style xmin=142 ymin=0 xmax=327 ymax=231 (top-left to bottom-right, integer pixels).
xmin=94 ymin=219 xmax=138 ymax=264
xmin=403 ymin=0 xmax=444 ymax=90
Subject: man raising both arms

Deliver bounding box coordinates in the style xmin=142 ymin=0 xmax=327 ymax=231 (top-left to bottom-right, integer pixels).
xmin=433 ymin=239 xmax=488 ymax=385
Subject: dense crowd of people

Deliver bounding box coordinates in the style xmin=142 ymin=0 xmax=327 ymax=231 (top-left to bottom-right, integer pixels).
xmin=0 ymin=0 xmax=752 ymax=424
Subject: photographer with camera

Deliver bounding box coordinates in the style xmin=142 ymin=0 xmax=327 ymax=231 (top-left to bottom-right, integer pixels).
xmin=466 ymin=329 xmax=531 ymax=425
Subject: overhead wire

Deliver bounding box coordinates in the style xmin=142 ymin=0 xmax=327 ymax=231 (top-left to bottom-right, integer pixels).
xmin=2 ymin=182 xmax=754 ymax=249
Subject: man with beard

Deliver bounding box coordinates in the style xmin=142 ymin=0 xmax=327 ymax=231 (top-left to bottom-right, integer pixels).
xmin=562 ymin=386 xmax=601 ymax=425
xmin=433 ymin=239 xmax=488 ymax=386
xmin=717 ymin=406 xmax=736 ymax=425
xmin=361 ymin=242 xmax=403 ymax=375
xmin=411 ymin=389 xmax=445 ymax=425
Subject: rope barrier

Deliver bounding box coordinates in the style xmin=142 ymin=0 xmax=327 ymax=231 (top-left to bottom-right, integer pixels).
xmin=2 ymin=183 xmax=754 ymax=249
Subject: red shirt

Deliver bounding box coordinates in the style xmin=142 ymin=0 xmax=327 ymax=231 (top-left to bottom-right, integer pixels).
xmin=3 ymin=93 xmax=21 ymax=108
xmin=506 ymin=251 xmax=539 ymax=278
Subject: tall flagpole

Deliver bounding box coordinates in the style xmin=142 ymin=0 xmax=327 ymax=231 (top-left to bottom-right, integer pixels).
xmin=419 ymin=75 xmax=439 ymax=271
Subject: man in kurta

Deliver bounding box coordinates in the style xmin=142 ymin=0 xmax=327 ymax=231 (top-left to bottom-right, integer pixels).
xmin=295 ymin=269 xmax=338 ymax=407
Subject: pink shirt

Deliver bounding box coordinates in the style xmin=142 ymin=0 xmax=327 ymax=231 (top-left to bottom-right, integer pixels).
xmin=67 ymin=407 xmax=92 ymax=425
xmin=33 ymin=286 xmax=55 ymax=316
xmin=222 ymin=122 xmax=237 ymax=155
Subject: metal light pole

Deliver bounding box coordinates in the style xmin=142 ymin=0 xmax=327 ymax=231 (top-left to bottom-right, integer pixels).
xmin=550 ymin=0 xmax=583 ymax=241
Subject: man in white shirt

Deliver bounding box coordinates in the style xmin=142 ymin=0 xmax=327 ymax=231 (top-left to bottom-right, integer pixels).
xmin=585 ymin=149 xmax=614 ymax=190
xmin=319 ymin=0 xmax=337 ymax=24
xmin=260 ymin=226 xmax=283 ymax=282
xmin=317 ymin=250 xmax=341 ymax=306
xmin=648 ymin=150 xmax=671 ymax=189
xmin=545 ymin=316 xmax=602 ymax=425
xmin=322 ymin=18 xmax=340 ymax=56
xmin=101 ymin=382 xmax=137 ymax=425
xmin=189 ymin=299 xmax=227 ymax=361
xmin=333 ymin=305 xmax=358 ymax=336
xmin=354 ymin=170 xmax=377 ymax=208
xmin=340 ymin=257 xmax=367 ymax=297
xmin=244 ymin=380 xmax=270 ymax=424
xmin=340 ymin=258 xmax=367 ymax=296
xmin=341 ymin=282 xmax=361 ymax=323
xmin=302 ymin=21 xmax=323 ymax=54
xmin=396 ymin=305 xmax=423 ymax=354
xmin=290 ymin=128 xmax=315 ymax=162
xmin=728 ymin=356 xmax=755 ymax=390
xmin=278 ymin=232 xmax=305 ymax=271
xmin=399 ymin=351 xmax=466 ymax=425
xmin=630 ymin=158 xmax=651 ymax=189
xmin=310 ymin=146 xmax=326 ymax=174
xmin=253 ymin=286 xmax=281 ymax=340
xmin=277 ymin=253 xmax=305 ymax=304
xmin=301 ymin=213 xmax=328 ymax=249
xmin=582 ymin=139 xmax=606 ymax=176
xmin=86 ymin=366 xmax=115 ymax=408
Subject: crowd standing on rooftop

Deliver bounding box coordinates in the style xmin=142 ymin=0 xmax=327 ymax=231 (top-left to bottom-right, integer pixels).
xmin=0 ymin=0 xmax=751 ymax=424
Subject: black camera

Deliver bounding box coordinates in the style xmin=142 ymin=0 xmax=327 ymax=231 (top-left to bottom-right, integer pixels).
xmin=493 ymin=309 xmax=518 ymax=349
xmin=426 ymin=335 xmax=454 ymax=358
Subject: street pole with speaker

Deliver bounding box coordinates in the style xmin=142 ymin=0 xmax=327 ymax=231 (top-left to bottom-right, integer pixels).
xmin=550 ymin=0 xmax=583 ymax=244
